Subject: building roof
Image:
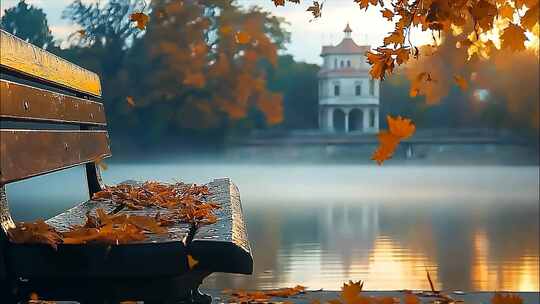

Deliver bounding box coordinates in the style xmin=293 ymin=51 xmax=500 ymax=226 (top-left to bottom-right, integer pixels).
xmin=321 ymin=38 xmax=370 ymax=56
xmin=321 ymin=24 xmax=370 ymax=56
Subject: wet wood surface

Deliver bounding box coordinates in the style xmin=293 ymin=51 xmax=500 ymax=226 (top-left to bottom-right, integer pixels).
xmin=0 ymin=30 xmax=102 ymax=97
xmin=0 ymin=130 xmax=111 ymax=184
xmin=0 ymin=79 xmax=106 ymax=125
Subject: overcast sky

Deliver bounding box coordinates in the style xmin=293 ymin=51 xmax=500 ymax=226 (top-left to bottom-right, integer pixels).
xmin=0 ymin=0 xmax=431 ymax=64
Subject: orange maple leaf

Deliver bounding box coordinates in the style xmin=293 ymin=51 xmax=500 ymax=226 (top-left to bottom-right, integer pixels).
xmin=491 ymin=293 xmax=523 ymax=304
xmin=500 ymin=23 xmax=528 ymax=51
xmin=521 ymin=4 xmax=539 ymax=31
xmin=130 ymin=12 xmax=149 ymax=30
xmin=381 ymin=8 xmax=394 ymax=21
xmin=387 ymin=115 xmax=416 ymax=139
xmin=187 ymin=254 xmax=199 ymax=269
xmin=340 ymin=280 xmax=364 ymax=304
xmin=355 ymin=0 xmax=378 ymax=10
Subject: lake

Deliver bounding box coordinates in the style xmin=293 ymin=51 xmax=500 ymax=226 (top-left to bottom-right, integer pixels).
xmin=5 ymin=163 xmax=539 ymax=292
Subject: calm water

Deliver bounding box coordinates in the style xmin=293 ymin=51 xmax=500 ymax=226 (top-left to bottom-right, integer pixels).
xmin=6 ymin=163 xmax=539 ymax=291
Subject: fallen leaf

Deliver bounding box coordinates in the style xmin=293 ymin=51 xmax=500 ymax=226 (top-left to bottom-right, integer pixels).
xmin=187 ymin=254 xmax=199 ymax=269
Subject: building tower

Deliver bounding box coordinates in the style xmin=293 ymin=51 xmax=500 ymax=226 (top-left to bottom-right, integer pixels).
xmin=318 ymin=23 xmax=380 ymax=133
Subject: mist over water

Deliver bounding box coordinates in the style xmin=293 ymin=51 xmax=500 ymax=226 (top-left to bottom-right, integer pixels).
xmin=5 ymin=157 xmax=539 ymax=291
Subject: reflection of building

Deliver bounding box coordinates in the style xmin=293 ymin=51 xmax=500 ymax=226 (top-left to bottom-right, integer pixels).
xmin=318 ymin=24 xmax=380 ymax=133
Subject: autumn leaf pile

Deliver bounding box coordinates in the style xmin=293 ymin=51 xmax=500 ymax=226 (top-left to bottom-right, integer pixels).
xmin=7 ymin=182 xmax=219 ymax=248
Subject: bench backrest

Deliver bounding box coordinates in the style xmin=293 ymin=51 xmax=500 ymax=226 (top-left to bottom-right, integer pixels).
xmin=0 ymin=29 xmax=110 ymax=195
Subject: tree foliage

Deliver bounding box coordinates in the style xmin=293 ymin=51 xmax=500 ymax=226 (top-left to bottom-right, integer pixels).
xmin=0 ymin=0 xmax=54 ymax=48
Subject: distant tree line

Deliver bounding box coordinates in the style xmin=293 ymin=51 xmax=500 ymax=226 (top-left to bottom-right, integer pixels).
xmin=1 ymin=1 xmax=536 ymax=156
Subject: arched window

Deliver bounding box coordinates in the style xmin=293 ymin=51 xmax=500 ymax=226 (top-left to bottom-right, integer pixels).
xmin=355 ymin=82 xmax=362 ymax=96
xmin=369 ymin=78 xmax=375 ymax=96
xmin=334 ymin=82 xmax=340 ymax=96
xmin=347 ymin=60 xmax=351 ymax=67
xmin=340 ymin=61 xmax=344 ymax=68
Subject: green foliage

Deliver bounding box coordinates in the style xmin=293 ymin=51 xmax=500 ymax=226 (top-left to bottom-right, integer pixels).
xmin=1 ymin=0 xmax=54 ymax=48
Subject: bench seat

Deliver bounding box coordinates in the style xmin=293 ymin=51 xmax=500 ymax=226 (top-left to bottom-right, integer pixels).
xmin=6 ymin=178 xmax=252 ymax=280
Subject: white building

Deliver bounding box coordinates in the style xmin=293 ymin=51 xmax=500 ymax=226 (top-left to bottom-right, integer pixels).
xmin=318 ymin=24 xmax=380 ymax=133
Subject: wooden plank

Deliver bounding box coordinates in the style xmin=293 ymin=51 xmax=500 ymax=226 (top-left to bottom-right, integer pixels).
xmin=0 ymin=30 xmax=102 ymax=97
xmin=0 ymin=130 xmax=111 ymax=185
xmin=190 ymin=178 xmax=253 ymax=274
xmin=0 ymin=80 xmax=106 ymax=125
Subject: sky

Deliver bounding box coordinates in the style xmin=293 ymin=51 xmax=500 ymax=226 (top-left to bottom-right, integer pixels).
xmin=0 ymin=0 xmax=429 ymax=64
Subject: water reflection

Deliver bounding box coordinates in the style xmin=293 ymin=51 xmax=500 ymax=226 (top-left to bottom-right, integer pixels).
xmin=5 ymin=164 xmax=539 ymax=291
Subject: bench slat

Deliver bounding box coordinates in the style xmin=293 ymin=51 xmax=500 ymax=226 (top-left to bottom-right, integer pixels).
xmin=0 ymin=30 xmax=102 ymax=97
xmin=0 ymin=130 xmax=111 ymax=184
xmin=190 ymin=178 xmax=253 ymax=274
xmin=0 ymin=80 xmax=106 ymax=126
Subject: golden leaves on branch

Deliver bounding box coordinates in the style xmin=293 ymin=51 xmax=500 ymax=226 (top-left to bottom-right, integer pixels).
xmin=372 ymin=115 xmax=416 ymax=165
xmin=129 ymin=12 xmax=149 ymax=30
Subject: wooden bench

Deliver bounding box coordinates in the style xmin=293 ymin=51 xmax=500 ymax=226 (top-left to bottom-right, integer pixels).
xmin=0 ymin=29 xmax=253 ymax=303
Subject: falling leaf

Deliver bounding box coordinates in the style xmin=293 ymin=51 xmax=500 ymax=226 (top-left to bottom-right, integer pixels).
xmin=387 ymin=115 xmax=416 ymax=139
xmin=272 ymin=0 xmax=285 ymax=6
xmin=500 ymin=23 xmax=528 ymax=51
xmin=130 ymin=12 xmax=149 ymax=30
xmin=95 ymin=157 xmax=108 ymax=171
xmin=235 ymin=31 xmax=251 ymax=44
xmin=126 ymin=96 xmax=136 ymax=107
xmin=306 ymin=1 xmax=323 ymax=19
xmin=453 ymin=75 xmax=468 ymax=91
xmin=187 ymin=254 xmax=199 ymax=269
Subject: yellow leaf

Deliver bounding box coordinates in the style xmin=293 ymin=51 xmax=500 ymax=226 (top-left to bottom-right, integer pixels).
xmin=354 ymin=0 xmax=378 ymax=10
xmin=187 ymin=254 xmax=199 ymax=269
